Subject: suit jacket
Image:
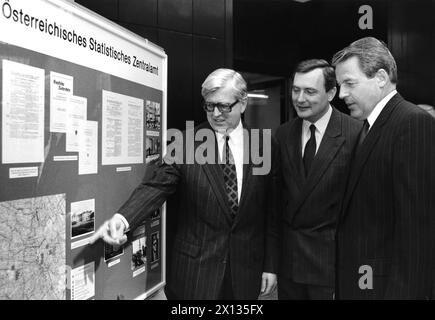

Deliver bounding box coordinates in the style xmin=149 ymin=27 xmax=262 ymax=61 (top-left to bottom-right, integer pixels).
xmin=275 ymin=108 xmax=362 ymax=287
xmin=118 ymin=121 xmax=279 ymax=299
xmin=336 ymin=93 xmax=435 ymax=299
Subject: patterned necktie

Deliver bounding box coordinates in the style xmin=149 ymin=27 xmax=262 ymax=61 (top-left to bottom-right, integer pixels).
xmin=221 ymin=135 xmax=238 ymax=218
xmin=303 ymin=124 xmax=316 ymax=176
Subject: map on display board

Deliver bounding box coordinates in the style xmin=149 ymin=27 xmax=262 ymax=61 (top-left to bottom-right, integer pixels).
xmin=0 ymin=0 xmax=167 ymax=300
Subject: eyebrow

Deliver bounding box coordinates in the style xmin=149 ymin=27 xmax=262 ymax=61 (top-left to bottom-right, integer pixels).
xmin=337 ymin=77 xmax=354 ymax=85
xmin=292 ymin=85 xmax=317 ymax=90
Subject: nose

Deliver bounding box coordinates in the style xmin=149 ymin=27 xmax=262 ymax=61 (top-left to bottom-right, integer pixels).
xmin=296 ymin=91 xmax=305 ymax=103
xmin=213 ymin=106 xmax=222 ymax=117
xmin=339 ymin=86 xmax=348 ymax=99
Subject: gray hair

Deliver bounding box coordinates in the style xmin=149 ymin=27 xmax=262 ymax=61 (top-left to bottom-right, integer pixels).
xmin=201 ymin=68 xmax=248 ymax=101
xmin=331 ymin=37 xmax=398 ymax=84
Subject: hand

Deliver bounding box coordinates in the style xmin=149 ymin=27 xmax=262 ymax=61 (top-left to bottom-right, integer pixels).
xmin=260 ymin=272 xmax=277 ymax=296
xmin=88 ymin=215 xmax=127 ymax=246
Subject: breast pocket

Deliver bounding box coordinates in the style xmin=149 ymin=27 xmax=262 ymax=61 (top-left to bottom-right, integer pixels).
xmin=173 ymin=238 xmax=201 ymax=258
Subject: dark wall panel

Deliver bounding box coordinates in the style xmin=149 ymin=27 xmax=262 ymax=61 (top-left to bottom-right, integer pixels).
xmin=75 ymin=0 xmax=118 ymax=21
xmin=159 ymin=30 xmax=193 ymax=130
xmin=119 ymin=0 xmax=157 ymax=26
xmin=119 ymin=23 xmax=159 ymax=44
xmin=158 ymin=0 xmax=193 ymax=33
xmin=234 ymin=0 xmax=388 ymax=76
xmin=193 ymin=37 xmax=226 ymax=124
xmin=193 ymin=0 xmax=225 ymax=38
xmin=389 ymin=0 xmax=435 ymax=106
xmin=224 ymin=0 xmax=233 ymax=68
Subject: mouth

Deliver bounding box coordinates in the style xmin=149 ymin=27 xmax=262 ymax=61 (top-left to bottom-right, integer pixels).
xmin=296 ymin=105 xmax=310 ymax=110
xmin=212 ymin=118 xmax=225 ymax=123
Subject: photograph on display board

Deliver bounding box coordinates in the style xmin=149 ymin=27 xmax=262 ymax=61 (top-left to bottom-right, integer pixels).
xmin=131 ymin=236 xmax=147 ymax=274
xmin=104 ymin=242 xmax=124 ymax=262
xmin=151 ymin=231 xmax=160 ymax=263
xmin=150 ymin=208 xmax=161 ymax=228
xmin=150 ymin=209 xmax=160 ymax=220
xmin=71 ymin=209 xmax=95 ymax=238
xmin=71 ymin=200 xmax=95 ymax=239
xmin=131 ymin=224 xmax=147 ymax=276
xmin=145 ymin=136 xmax=161 ymax=161
xmin=145 ymin=100 xmax=161 ymax=130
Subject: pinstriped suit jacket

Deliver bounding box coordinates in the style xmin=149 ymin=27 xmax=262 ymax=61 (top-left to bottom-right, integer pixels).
xmin=336 ymin=93 xmax=435 ymax=299
xmin=118 ymin=121 xmax=279 ymax=299
xmin=275 ymin=108 xmax=361 ymax=287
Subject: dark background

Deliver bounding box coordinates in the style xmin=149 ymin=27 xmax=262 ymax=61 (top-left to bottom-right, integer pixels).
xmin=76 ymin=0 xmax=435 ymax=127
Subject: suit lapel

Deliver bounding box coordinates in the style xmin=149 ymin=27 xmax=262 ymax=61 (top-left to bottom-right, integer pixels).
xmin=340 ymin=93 xmax=403 ymax=220
xmin=201 ymin=163 xmax=233 ymax=223
xmin=285 ymin=118 xmax=306 ymax=191
xmin=238 ymin=163 xmax=253 ymax=210
xmin=291 ymin=109 xmax=345 ymax=220
xmin=196 ymin=123 xmax=233 ymax=224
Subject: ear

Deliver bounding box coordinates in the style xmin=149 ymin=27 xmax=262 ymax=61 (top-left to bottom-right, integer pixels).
xmin=375 ymin=69 xmax=389 ymax=87
xmin=327 ymin=86 xmax=337 ymax=102
xmin=240 ymin=99 xmax=247 ymax=114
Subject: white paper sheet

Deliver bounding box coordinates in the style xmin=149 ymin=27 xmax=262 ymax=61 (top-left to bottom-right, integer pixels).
xmin=2 ymin=60 xmax=45 ymax=164
xmin=79 ymin=121 xmax=98 ymax=175
xmin=66 ymin=95 xmax=87 ymax=152
xmin=71 ymin=262 xmax=95 ymax=300
xmin=50 ymin=72 xmax=73 ymax=133
xmin=102 ymin=90 xmax=144 ymax=165
xmin=9 ymin=167 xmax=38 ymax=179
xmin=53 ymin=155 xmax=78 ymax=161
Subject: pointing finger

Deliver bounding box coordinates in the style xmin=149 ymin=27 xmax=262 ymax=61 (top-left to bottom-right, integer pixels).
xmin=109 ymin=219 xmax=118 ymax=239
xmin=88 ymin=221 xmax=108 ymax=244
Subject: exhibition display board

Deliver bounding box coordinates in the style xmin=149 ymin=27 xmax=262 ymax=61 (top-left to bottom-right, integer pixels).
xmin=0 ymin=0 xmax=167 ymax=300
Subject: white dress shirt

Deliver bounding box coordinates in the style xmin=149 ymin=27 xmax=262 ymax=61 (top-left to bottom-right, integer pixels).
xmin=215 ymin=120 xmax=244 ymax=202
xmin=301 ymin=105 xmax=332 ymax=157
xmin=366 ymin=89 xmax=397 ymax=130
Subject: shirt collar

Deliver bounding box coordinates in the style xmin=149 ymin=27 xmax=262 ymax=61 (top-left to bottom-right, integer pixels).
xmin=367 ymin=90 xmax=397 ymax=128
xmin=215 ymin=120 xmax=244 ymax=145
xmin=302 ymin=104 xmax=332 ymax=136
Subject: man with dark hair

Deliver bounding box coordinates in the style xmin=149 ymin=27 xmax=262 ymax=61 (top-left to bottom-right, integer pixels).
xmin=332 ymin=37 xmax=435 ymax=299
xmin=275 ymin=59 xmax=361 ymax=299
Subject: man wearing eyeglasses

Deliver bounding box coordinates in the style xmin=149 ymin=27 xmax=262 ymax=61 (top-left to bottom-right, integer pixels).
xmin=90 ymin=68 xmax=279 ymax=300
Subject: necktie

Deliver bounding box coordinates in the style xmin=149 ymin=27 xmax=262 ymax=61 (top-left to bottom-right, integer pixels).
xmin=358 ymin=120 xmax=370 ymax=147
xmin=303 ymin=124 xmax=316 ymax=176
xmin=221 ymin=135 xmax=238 ymax=218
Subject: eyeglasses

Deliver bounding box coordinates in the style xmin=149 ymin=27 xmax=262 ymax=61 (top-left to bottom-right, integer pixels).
xmin=203 ymin=100 xmax=239 ymax=113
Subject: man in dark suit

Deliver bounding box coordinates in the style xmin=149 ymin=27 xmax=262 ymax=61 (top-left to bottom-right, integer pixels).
xmin=332 ymin=37 xmax=435 ymax=299
xmin=275 ymin=59 xmax=362 ymax=299
xmin=90 ymin=68 xmax=279 ymax=299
